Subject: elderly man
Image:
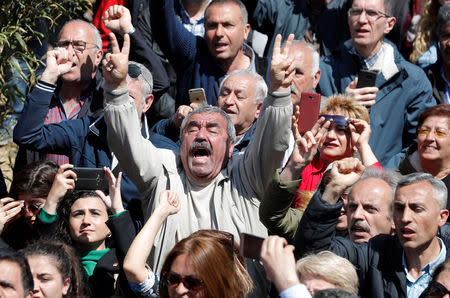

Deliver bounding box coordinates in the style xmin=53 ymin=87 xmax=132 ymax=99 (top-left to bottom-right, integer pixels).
xmin=103 ymin=32 xmax=294 ymax=272
xmin=154 ymin=69 xmax=267 ymax=153
xmin=14 ymin=20 xmax=104 ymax=173
xmin=425 ymin=3 xmax=450 ymax=105
xmin=295 ymin=158 xmax=449 ymax=298
xmin=150 ymin=0 xmax=269 ymax=106
xmin=317 ymin=0 xmax=435 ymax=168
xmin=399 ymin=104 xmax=450 ymax=219
xmin=13 ymin=50 xmax=177 ymax=213
xmin=289 ymin=41 xmax=322 ymax=106
xmin=0 ymin=249 xmax=33 ymax=298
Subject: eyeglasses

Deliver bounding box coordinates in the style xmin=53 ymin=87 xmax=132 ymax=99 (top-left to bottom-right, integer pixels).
xmin=420 ymin=281 xmax=450 ymax=298
xmin=348 ymin=8 xmax=390 ymax=21
xmin=319 ymin=115 xmax=350 ymax=130
xmin=417 ymin=127 xmax=449 ymax=138
xmin=128 ymin=63 xmax=152 ymax=89
xmin=163 ymin=272 xmax=204 ymax=291
xmin=56 ymin=40 xmax=99 ymax=53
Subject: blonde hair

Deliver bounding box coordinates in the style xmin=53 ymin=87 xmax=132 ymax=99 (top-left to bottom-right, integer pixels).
xmin=321 ymin=94 xmax=370 ymax=123
xmin=296 ymin=251 xmax=359 ymax=295
xmin=410 ymin=0 xmax=441 ymax=63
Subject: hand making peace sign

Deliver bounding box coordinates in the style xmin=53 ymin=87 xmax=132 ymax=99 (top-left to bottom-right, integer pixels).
xmin=102 ymin=32 xmax=130 ymax=90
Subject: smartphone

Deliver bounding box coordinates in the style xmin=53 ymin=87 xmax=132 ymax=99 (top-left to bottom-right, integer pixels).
xmin=72 ymin=167 xmax=108 ymax=193
xmin=189 ymin=88 xmax=207 ymax=105
xmin=239 ymin=233 xmax=265 ymax=260
xmin=298 ymin=92 xmax=321 ymax=134
xmin=356 ymin=69 xmax=378 ymax=88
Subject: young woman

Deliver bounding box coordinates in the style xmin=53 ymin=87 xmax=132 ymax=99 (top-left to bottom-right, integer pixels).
xmin=2 ymin=160 xmax=59 ymax=249
xmin=37 ymin=165 xmax=136 ymax=297
xmin=23 ymin=240 xmax=85 ymax=297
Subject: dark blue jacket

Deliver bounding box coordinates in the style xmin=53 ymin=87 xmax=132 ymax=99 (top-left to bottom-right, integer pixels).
xmin=13 ymin=81 xmax=178 ymax=207
xmin=243 ymin=0 xmax=351 ymax=57
xmin=150 ymin=0 xmax=270 ymax=107
xmin=317 ymin=40 xmax=435 ymax=168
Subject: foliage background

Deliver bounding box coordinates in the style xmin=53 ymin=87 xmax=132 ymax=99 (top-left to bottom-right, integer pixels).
xmin=0 ymin=0 xmax=91 ymax=183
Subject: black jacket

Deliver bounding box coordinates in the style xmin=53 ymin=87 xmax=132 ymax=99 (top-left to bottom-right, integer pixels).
xmin=294 ymin=187 xmax=450 ymax=298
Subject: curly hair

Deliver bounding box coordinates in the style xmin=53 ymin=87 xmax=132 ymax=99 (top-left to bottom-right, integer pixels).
xmin=54 ymin=191 xmax=112 ymax=247
xmin=321 ymin=94 xmax=370 ymax=123
xmin=159 ymin=230 xmax=252 ymax=298
xmin=410 ymin=0 xmax=441 ymax=63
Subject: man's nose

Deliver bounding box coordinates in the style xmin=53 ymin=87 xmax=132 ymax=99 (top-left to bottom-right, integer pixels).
xmin=216 ymin=24 xmax=224 ymax=36
xmin=352 ymin=205 xmax=365 ymax=220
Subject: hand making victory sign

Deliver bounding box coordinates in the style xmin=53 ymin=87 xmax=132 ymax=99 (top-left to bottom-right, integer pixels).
xmin=102 ymin=32 xmax=130 ymax=90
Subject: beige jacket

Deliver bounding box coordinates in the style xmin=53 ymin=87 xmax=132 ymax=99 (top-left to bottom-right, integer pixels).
xmin=104 ymin=87 xmax=292 ymax=272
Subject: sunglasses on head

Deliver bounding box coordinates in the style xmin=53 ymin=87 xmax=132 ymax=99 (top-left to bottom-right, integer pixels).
xmin=128 ymin=63 xmax=142 ymax=78
xmin=319 ymin=114 xmax=350 ymax=130
xmin=163 ymin=272 xmax=204 ymax=291
xmin=420 ymin=281 xmax=450 ymax=298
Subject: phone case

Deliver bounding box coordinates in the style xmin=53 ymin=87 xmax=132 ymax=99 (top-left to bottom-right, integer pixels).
xmin=356 ymin=70 xmax=378 ymax=88
xmin=189 ymin=88 xmax=207 ymax=104
xmin=298 ymin=92 xmax=321 ymax=134
xmin=72 ymin=168 xmax=108 ymax=193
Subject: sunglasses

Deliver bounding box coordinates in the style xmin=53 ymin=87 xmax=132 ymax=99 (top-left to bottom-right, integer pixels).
xmin=56 ymin=40 xmax=98 ymax=53
xmin=163 ymin=272 xmax=204 ymax=291
xmin=319 ymin=115 xmax=350 ymax=130
xmin=128 ymin=63 xmax=152 ymax=88
xmin=420 ymin=281 xmax=450 ymax=298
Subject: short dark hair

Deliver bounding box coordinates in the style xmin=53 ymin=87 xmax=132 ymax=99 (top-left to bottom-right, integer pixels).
xmin=0 ymin=248 xmax=33 ymax=295
xmin=417 ymin=104 xmax=450 ymax=133
xmin=205 ymin=0 xmax=248 ymax=25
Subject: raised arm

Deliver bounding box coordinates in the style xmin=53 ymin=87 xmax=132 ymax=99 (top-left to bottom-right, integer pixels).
xmin=103 ymin=32 xmax=168 ymax=194
xmin=123 ymin=190 xmax=180 ymax=284
xmin=149 ymin=0 xmax=199 ymax=68
xmin=238 ymin=34 xmax=295 ymax=198
xmin=103 ymin=5 xmax=169 ymax=95
xmin=259 ymin=110 xmax=330 ymax=242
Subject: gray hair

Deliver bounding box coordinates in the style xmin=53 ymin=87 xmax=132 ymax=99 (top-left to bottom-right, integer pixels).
xmin=437 ymin=3 xmax=450 ymax=35
xmin=180 ymin=105 xmax=236 ymax=143
xmin=205 ymin=0 xmax=248 ymax=25
xmin=59 ymin=19 xmax=102 ymax=50
xmin=349 ymin=167 xmax=400 ymax=198
xmin=128 ymin=61 xmax=153 ymax=101
xmin=347 ymin=167 xmax=400 ymax=217
xmin=350 ymin=0 xmax=392 ymax=17
xmin=219 ymin=69 xmax=267 ymax=104
xmin=396 ymin=173 xmax=448 ymax=210
xmin=291 ymin=40 xmax=320 ymax=78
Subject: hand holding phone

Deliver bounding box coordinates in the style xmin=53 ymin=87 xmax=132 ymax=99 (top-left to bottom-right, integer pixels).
xmin=189 ymin=88 xmax=207 ymax=105
xmin=72 ymin=167 xmax=109 ymax=193
xmin=240 ymin=233 xmax=265 ymax=260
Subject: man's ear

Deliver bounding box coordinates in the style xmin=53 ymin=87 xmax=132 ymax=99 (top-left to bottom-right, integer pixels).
xmin=243 ymin=23 xmax=250 ymax=41
xmin=438 ymin=209 xmax=449 ymax=227
xmin=94 ymin=49 xmax=104 ymax=67
xmin=312 ymin=69 xmax=321 ymax=90
xmin=228 ymin=139 xmax=235 ymax=158
xmin=143 ymin=94 xmax=154 ymax=113
xmin=254 ymin=102 xmax=262 ymax=119
xmin=384 ymin=16 xmax=396 ymax=35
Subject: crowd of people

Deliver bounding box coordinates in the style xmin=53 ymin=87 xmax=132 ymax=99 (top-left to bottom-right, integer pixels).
xmin=0 ymin=0 xmax=450 ymax=297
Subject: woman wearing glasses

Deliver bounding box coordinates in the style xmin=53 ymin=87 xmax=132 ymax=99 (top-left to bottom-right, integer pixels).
xmin=398 ymin=104 xmax=450 ymax=219
xmin=260 ymin=94 xmax=381 ymax=243
xmin=1 ymin=160 xmax=59 ymax=250
xmin=123 ymin=190 xmax=252 ymax=298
